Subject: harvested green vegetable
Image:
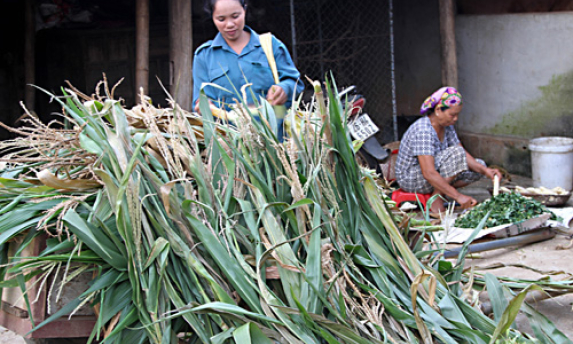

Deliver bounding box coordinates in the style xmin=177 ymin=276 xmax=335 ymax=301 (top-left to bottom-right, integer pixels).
xmin=0 ymin=77 xmax=571 ymax=344
xmin=454 ymin=192 xmax=558 ymax=228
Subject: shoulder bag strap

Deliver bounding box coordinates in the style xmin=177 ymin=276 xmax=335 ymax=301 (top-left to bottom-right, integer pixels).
xmin=259 ymin=33 xmax=280 ymax=84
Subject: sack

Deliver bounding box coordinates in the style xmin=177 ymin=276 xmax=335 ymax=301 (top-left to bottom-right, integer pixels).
xmin=259 ymin=33 xmax=279 ymax=84
xmin=283 ymin=110 xmax=323 ymax=138
xmin=379 ymin=141 xmax=400 ymax=181
xmin=260 ymin=33 xmax=286 ymax=120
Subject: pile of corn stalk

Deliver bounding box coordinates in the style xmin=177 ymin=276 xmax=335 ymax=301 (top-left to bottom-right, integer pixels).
xmin=0 ymin=76 xmax=571 ymax=344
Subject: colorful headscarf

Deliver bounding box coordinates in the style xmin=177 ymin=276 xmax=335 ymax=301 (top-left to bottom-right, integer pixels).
xmin=420 ymin=86 xmax=463 ymax=115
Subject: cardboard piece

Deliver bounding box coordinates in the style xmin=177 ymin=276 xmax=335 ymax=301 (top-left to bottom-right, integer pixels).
xmin=438 ymin=213 xmax=551 ymax=244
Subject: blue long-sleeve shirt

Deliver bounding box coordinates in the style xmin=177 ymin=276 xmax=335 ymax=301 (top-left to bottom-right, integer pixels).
xmin=192 ymin=26 xmax=304 ymax=110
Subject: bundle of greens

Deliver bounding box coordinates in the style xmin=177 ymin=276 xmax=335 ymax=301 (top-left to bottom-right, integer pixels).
xmin=0 ymin=76 xmax=570 ymax=344
xmin=454 ymin=192 xmax=558 ymax=229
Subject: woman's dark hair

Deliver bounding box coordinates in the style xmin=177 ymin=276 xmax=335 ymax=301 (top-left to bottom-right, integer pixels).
xmin=204 ymin=0 xmax=247 ymax=17
xmin=425 ymin=105 xmax=451 ymax=116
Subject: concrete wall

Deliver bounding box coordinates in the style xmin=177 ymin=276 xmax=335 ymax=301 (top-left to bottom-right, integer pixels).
xmin=456 ymin=12 xmax=573 ymax=138
xmin=394 ymin=7 xmax=573 ymax=175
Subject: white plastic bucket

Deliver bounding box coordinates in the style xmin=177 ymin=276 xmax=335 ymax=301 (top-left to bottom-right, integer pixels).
xmin=529 ymin=136 xmax=573 ymax=190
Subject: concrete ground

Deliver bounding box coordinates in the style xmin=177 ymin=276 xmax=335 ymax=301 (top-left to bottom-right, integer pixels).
xmin=465 ymin=235 xmax=573 ymax=339
xmin=0 ymin=326 xmax=25 ymax=344
xmin=452 ymin=174 xmax=573 ymax=339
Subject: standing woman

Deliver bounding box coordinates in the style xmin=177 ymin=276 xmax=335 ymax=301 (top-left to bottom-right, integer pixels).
xmin=395 ymin=87 xmax=501 ymax=213
xmin=192 ymin=0 xmax=304 ymax=116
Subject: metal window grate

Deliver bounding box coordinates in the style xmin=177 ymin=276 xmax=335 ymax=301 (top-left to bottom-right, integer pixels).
xmin=254 ymin=0 xmax=396 ymax=142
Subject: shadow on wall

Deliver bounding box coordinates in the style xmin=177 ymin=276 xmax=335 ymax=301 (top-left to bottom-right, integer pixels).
xmin=458 ymin=131 xmax=532 ymax=177
xmin=487 ymin=70 xmax=573 ymax=138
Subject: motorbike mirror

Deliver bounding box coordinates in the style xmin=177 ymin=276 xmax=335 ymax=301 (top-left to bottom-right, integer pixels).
xmin=338 ymin=85 xmax=356 ymax=98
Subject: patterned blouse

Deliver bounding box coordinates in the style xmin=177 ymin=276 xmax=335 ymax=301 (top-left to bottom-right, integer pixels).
xmin=395 ymin=116 xmax=460 ymax=187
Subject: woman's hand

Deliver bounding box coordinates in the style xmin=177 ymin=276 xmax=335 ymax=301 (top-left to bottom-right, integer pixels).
xmin=193 ymin=99 xmax=215 ymax=114
xmin=483 ymin=167 xmax=502 ymax=181
xmin=455 ymin=194 xmax=478 ymax=209
xmin=266 ymin=85 xmax=287 ymax=106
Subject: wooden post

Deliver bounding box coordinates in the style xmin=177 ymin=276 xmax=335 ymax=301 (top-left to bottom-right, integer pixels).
xmin=438 ymin=0 xmax=458 ymax=87
xmin=169 ymin=0 xmax=193 ymax=110
xmin=0 ymin=235 xmax=96 ymax=338
xmin=135 ymin=0 xmax=150 ymax=98
xmin=24 ymin=0 xmax=35 ymax=110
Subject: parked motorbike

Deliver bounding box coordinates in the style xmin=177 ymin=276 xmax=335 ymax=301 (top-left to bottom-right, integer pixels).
xmin=296 ymin=84 xmax=391 ymax=176
xmin=341 ymin=86 xmax=391 ymax=175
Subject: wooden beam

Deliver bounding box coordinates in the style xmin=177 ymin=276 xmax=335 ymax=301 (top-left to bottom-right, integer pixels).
xmin=24 ymin=0 xmax=35 ymax=110
xmin=438 ymin=0 xmax=458 ymax=87
xmin=135 ymin=0 xmax=150 ymax=97
xmin=169 ymin=0 xmax=193 ymax=110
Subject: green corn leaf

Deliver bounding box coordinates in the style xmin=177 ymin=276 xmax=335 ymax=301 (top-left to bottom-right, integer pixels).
xmin=522 ymin=301 xmax=572 ymax=344
xmin=182 ymin=205 xmax=262 ymax=313
xmin=210 ymin=328 xmax=234 ymax=344
xmin=485 ymin=273 xmax=508 ymax=323
xmin=233 ymin=322 xmax=274 ymax=344
xmin=63 ymin=209 xmax=127 ymax=271
xmin=489 ymin=284 xmax=543 ymax=344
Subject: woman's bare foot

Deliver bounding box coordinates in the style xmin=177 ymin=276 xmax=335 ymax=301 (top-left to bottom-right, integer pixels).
xmin=429 ymin=195 xmax=446 ymax=213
